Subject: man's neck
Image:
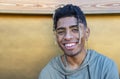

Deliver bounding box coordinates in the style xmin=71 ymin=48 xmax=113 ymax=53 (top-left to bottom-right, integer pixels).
xmin=62 ymin=49 xmax=87 ymax=70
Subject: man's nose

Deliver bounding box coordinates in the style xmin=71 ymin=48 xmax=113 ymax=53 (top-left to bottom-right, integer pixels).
xmin=64 ymin=31 xmax=73 ymax=40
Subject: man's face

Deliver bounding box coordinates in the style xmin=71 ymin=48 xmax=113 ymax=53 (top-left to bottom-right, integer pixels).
xmin=55 ymin=16 xmax=89 ymax=57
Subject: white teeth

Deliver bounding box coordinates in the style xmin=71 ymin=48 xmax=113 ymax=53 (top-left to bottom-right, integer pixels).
xmin=65 ymin=43 xmax=75 ymax=47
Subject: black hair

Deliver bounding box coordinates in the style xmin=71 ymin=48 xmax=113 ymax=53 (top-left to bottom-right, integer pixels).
xmin=53 ymin=4 xmax=87 ymax=31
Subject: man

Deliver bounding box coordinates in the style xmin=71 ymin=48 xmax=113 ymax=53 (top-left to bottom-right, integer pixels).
xmin=39 ymin=4 xmax=119 ymax=79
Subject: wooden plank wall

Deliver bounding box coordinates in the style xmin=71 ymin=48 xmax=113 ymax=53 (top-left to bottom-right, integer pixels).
xmin=0 ymin=0 xmax=120 ymax=14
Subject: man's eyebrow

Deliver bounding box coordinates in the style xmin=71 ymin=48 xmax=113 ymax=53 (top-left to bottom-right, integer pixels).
xmin=70 ymin=25 xmax=78 ymax=28
xmin=56 ymin=27 xmax=65 ymax=31
xmin=56 ymin=24 xmax=78 ymax=30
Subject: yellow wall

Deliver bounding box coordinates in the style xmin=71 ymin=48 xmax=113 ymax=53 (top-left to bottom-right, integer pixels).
xmin=0 ymin=14 xmax=120 ymax=79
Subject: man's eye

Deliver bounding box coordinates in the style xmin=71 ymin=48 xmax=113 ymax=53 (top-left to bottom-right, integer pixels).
xmin=57 ymin=30 xmax=65 ymax=35
xmin=72 ymin=28 xmax=79 ymax=32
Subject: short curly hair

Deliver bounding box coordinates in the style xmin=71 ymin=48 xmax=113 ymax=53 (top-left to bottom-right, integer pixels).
xmin=53 ymin=4 xmax=87 ymax=30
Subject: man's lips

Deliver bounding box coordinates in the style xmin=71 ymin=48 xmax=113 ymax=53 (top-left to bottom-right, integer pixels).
xmin=64 ymin=43 xmax=77 ymax=50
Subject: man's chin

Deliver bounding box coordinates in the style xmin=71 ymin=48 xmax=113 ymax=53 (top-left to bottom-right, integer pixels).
xmin=63 ymin=50 xmax=79 ymax=57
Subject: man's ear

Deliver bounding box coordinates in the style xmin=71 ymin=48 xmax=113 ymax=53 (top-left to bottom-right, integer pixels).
xmin=85 ymin=27 xmax=90 ymax=41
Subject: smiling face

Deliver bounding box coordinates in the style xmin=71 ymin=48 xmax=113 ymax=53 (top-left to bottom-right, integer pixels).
xmin=55 ymin=16 xmax=90 ymax=57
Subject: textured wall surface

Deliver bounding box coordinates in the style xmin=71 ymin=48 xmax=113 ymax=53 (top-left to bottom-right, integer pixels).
xmin=0 ymin=0 xmax=120 ymax=14
xmin=0 ymin=14 xmax=120 ymax=79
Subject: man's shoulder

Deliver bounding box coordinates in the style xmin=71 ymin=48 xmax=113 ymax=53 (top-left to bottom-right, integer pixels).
xmin=39 ymin=56 xmax=60 ymax=79
xmin=40 ymin=55 xmax=61 ymax=73
xmin=89 ymin=49 xmax=115 ymax=65
xmin=89 ymin=49 xmax=118 ymax=72
xmin=89 ymin=49 xmax=119 ymax=79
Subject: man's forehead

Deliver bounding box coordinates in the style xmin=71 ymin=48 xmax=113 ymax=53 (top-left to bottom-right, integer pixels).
xmin=56 ymin=24 xmax=78 ymax=30
xmin=57 ymin=16 xmax=77 ymax=27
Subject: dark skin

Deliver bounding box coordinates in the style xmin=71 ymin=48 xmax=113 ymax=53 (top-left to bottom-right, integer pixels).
xmin=55 ymin=16 xmax=90 ymax=70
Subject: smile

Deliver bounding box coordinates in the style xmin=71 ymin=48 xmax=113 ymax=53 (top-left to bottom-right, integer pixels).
xmin=64 ymin=43 xmax=77 ymax=50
